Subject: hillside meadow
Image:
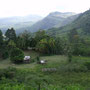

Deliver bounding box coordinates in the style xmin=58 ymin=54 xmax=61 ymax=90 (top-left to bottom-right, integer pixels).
xmin=0 ymin=50 xmax=90 ymax=89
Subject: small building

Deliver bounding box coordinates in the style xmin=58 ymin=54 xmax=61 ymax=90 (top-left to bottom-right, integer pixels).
xmin=40 ymin=60 xmax=47 ymax=64
xmin=24 ymin=56 xmax=30 ymax=63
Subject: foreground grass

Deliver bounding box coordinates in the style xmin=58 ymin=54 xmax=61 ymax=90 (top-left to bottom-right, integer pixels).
xmin=0 ymin=84 xmax=88 ymax=90
xmin=0 ymin=51 xmax=90 ymax=89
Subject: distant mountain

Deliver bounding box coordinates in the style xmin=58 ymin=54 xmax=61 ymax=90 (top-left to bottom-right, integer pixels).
xmin=47 ymin=9 xmax=90 ymax=37
xmin=47 ymin=12 xmax=76 ymax=18
xmin=0 ymin=15 xmax=43 ymax=33
xmin=54 ymin=14 xmax=80 ymax=28
xmin=29 ymin=12 xmax=77 ymax=32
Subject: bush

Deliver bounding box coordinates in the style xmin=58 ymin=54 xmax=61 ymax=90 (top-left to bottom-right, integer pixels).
xmin=3 ymin=67 xmax=17 ymax=79
xmin=68 ymin=53 xmax=72 ymax=63
xmin=84 ymin=62 xmax=90 ymax=70
xmin=10 ymin=48 xmax=24 ymax=64
xmin=0 ymin=67 xmax=17 ymax=80
xmin=0 ymin=84 xmax=87 ymax=90
xmin=36 ymin=56 xmax=40 ymax=64
xmin=2 ymin=51 xmax=9 ymax=59
xmin=58 ymin=63 xmax=88 ymax=72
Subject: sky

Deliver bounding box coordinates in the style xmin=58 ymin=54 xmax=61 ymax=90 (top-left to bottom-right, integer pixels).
xmin=0 ymin=0 xmax=90 ymax=17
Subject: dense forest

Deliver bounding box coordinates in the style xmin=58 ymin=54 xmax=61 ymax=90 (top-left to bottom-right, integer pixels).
xmin=1 ymin=27 xmax=90 ymax=61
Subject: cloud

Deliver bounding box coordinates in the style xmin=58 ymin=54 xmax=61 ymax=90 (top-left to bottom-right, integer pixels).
xmin=0 ymin=0 xmax=90 ymax=17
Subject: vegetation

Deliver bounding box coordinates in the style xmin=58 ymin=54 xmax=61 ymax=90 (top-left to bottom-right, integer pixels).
xmin=0 ymin=9 xmax=90 ymax=89
xmin=10 ymin=48 xmax=24 ymax=64
xmin=29 ymin=12 xmax=77 ymax=32
xmin=47 ymin=9 xmax=90 ymax=38
xmin=0 ymin=54 xmax=90 ymax=89
xmin=5 ymin=28 xmax=16 ymax=42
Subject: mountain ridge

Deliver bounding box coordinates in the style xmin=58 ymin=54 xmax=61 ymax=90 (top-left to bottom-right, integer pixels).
xmin=29 ymin=12 xmax=78 ymax=32
xmin=0 ymin=15 xmax=43 ymax=33
xmin=47 ymin=9 xmax=90 ymax=37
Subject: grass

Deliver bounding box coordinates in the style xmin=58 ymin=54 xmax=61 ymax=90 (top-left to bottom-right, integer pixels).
xmin=0 ymin=50 xmax=90 ymax=89
xmin=40 ymin=55 xmax=67 ymax=68
xmin=0 ymin=50 xmax=39 ymax=69
xmin=0 ymin=84 xmax=87 ymax=90
xmin=0 ymin=51 xmax=67 ymax=69
xmin=0 ymin=51 xmax=90 ymax=69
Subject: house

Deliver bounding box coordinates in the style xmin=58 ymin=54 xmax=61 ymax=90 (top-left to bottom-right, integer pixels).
xmin=24 ymin=56 xmax=30 ymax=63
xmin=40 ymin=60 xmax=47 ymax=64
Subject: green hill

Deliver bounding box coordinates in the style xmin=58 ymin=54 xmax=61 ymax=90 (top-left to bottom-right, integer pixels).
xmin=47 ymin=9 xmax=90 ymax=38
xmin=29 ymin=12 xmax=77 ymax=32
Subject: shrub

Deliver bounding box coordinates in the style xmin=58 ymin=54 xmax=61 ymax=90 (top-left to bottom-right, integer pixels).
xmin=2 ymin=51 xmax=9 ymax=59
xmin=84 ymin=62 xmax=90 ymax=70
xmin=58 ymin=63 xmax=88 ymax=72
xmin=30 ymin=59 xmax=36 ymax=63
xmin=68 ymin=53 xmax=72 ymax=63
xmin=36 ymin=56 xmax=40 ymax=64
xmin=0 ymin=67 xmax=17 ymax=80
xmin=10 ymin=48 xmax=24 ymax=64
xmin=0 ymin=84 xmax=87 ymax=90
xmin=3 ymin=67 xmax=17 ymax=79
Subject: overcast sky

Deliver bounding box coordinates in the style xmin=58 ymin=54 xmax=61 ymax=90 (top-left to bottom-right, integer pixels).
xmin=0 ymin=0 xmax=90 ymax=17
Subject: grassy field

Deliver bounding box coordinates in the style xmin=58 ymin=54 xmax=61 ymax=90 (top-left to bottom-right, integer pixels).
xmin=0 ymin=50 xmax=39 ymax=69
xmin=0 ymin=50 xmax=90 ymax=69
xmin=0 ymin=50 xmax=67 ymax=69
xmin=0 ymin=50 xmax=90 ymax=89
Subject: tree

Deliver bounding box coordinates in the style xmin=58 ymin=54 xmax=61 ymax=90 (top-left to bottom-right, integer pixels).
xmin=29 ymin=37 xmax=37 ymax=47
xmin=67 ymin=45 xmax=73 ymax=62
xmin=54 ymin=37 xmax=63 ymax=54
xmin=68 ymin=28 xmax=81 ymax=56
xmin=8 ymin=40 xmax=16 ymax=53
xmin=18 ymin=30 xmax=32 ymax=50
xmin=16 ymin=36 xmax=26 ymax=50
xmin=5 ymin=28 xmax=16 ymax=42
xmin=36 ymin=38 xmax=55 ymax=54
xmin=36 ymin=56 xmax=40 ymax=64
xmin=0 ymin=30 xmax=3 ymax=58
xmin=35 ymin=30 xmax=49 ymax=43
xmin=68 ymin=28 xmax=79 ymax=43
xmin=0 ymin=30 xmax=9 ymax=59
xmin=37 ymin=38 xmax=48 ymax=54
xmin=10 ymin=48 xmax=24 ymax=64
xmin=0 ymin=30 xmax=3 ymax=46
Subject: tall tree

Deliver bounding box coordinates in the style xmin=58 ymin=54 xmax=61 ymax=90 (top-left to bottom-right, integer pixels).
xmin=19 ymin=30 xmax=32 ymax=50
xmin=16 ymin=36 xmax=26 ymax=50
xmin=68 ymin=28 xmax=79 ymax=43
xmin=54 ymin=37 xmax=63 ymax=54
xmin=35 ymin=30 xmax=48 ymax=42
xmin=36 ymin=38 xmax=55 ymax=54
xmin=68 ymin=28 xmax=81 ymax=55
xmin=0 ymin=30 xmax=3 ymax=46
xmin=5 ymin=28 xmax=16 ymax=42
xmin=0 ymin=30 xmax=3 ymax=57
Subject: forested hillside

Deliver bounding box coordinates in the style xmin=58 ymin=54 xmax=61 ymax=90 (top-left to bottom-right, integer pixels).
xmin=47 ymin=9 xmax=90 ymax=38
xmin=29 ymin=12 xmax=77 ymax=32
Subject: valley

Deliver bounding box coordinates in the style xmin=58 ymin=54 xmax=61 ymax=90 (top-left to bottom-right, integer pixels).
xmin=0 ymin=5 xmax=90 ymax=90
